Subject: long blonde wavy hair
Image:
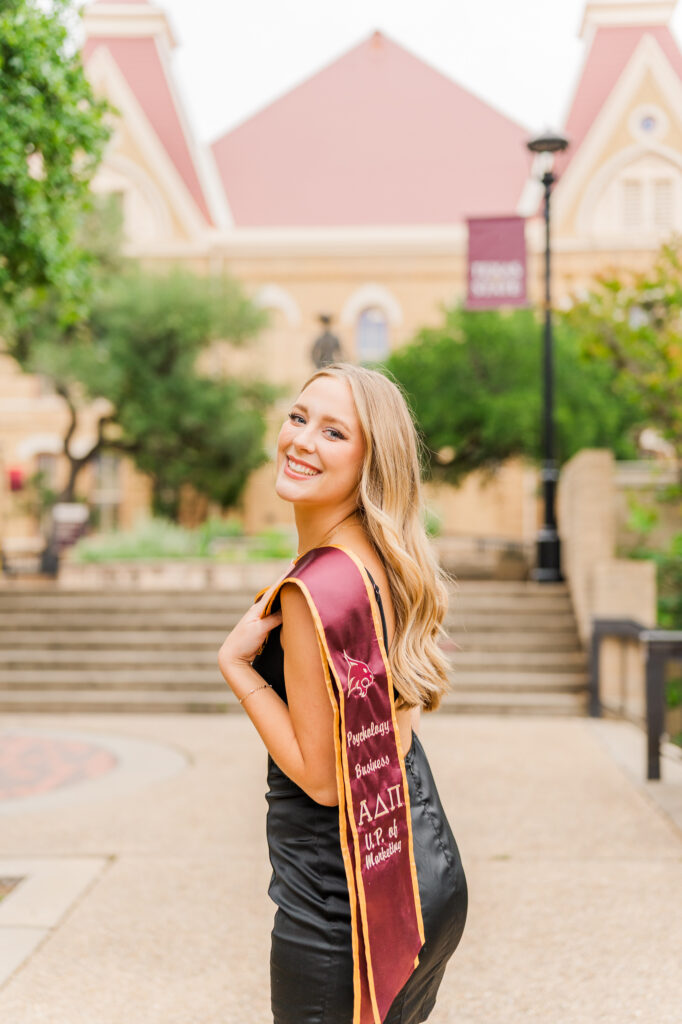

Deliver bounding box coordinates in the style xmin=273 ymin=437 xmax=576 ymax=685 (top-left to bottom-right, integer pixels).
xmin=297 ymin=362 xmax=451 ymax=711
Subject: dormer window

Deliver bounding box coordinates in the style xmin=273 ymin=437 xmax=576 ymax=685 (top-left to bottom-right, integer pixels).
xmin=653 ymin=179 xmax=674 ymax=227
xmin=622 ymin=180 xmax=643 ymax=228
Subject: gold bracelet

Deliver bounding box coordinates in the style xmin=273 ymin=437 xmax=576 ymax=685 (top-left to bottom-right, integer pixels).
xmin=239 ymin=682 xmax=273 ymax=706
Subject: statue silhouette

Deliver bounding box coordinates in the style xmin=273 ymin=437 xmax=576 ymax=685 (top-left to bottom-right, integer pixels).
xmin=311 ymin=314 xmax=342 ymax=368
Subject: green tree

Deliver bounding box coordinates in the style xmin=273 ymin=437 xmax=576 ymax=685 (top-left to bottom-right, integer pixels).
xmin=0 ymin=0 xmax=110 ymax=354
xmin=386 ymin=306 xmax=645 ymax=483
xmin=31 ymin=266 xmax=275 ymax=518
xmin=563 ymin=241 xmax=682 ymax=628
xmin=564 ymin=240 xmax=682 ymax=477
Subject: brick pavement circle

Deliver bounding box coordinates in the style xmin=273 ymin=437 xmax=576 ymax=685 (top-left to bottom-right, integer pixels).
xmin=0 ymin=735 xmax=118 ymax=801
xmin=0 ymin=725 xmax=187 ymax=814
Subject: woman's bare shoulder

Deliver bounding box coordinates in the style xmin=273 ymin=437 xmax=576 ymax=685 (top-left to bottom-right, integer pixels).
xmin=336 ymin=543 xmax=395 ymax=640
xmin=342 ymin=543 xmax=390 ymax=592
xmin=278 ymin=580 xmax=316 ymax=648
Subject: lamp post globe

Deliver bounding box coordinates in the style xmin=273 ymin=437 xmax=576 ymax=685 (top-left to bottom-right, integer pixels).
xmin=527 ymin=131 xmax=569 ymax=156
xmin=526 ymin=130 xmax=569 ymax=583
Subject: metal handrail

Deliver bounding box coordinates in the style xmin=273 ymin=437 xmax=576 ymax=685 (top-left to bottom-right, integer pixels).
xmin=590 ymin=618 xmax=682 ymax=780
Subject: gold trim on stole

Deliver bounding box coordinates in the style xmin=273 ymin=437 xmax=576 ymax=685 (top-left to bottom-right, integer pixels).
xmin=263 ymin=544 xmax=425 ymax=1024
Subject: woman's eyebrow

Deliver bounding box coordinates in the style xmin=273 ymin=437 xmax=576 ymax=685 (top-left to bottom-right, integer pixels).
xmin=291 ymin=402 xmax=351 ymax=433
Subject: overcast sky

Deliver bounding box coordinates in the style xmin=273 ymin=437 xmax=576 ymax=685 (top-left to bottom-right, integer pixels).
xmin=79 ymin=0 xmax=682 ymax=143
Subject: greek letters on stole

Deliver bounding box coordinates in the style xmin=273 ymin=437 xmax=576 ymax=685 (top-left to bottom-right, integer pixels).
xmin=262 ymin=545 xmax=425 ymax=1024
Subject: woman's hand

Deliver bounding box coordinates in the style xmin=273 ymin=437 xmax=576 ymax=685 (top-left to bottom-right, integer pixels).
xmin=218 ymin=584 xmax=283 ymax=682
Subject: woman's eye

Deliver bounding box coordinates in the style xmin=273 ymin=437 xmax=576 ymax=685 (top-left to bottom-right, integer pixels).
xmin=287 ymin=412 xmax=344 ymax=440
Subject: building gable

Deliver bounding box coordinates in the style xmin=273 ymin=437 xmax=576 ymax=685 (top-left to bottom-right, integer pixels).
xmin=555 ymin=4 xmax=682 ymax=244
xmin=83 ymin=1 xmax=225 ymax=242
xmin=211 ymin=31 xmax=532 ymax=229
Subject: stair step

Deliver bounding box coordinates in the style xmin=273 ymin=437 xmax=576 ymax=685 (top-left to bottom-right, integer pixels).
xmin=0 ymin=630 xmax=228 ymax=648
xmin=0 ymin=671 xmax=588 ymax=695
xmin=0 ymin=689 xmax=589 ymax=715
xmin=445 ymin=613 xmax=578 ymax=631
xmin=0 ymin=648 xmax=588 ymax=670
xmin=0 ymin=648 xmax=222 ymax=666
xmin=439 ymin=690 xmax=588 ymax=715
xmin=446 ymin=672 xmax=588 ymax=693
xmin=0 ymin=613 xmax=579 ymax=632
xmin=0 ymin=630 xmax=583 ymax=651
xmin=0 ymin=690 xmax=237 ymax=713
xmin=0 ymin=594 xmax=574 ymax=614
xmin=0 ymin=606 xmax=577 ymax=628
xmin=0 ymin=668 xmax=226 ymax=686
xmin=0 ymin=613 xmax=242 ymax=630
xmin=448 ymin=593 xmax=569 ymax=606
xmin=448 ymin=581 xmax=569 ymax=595
xmin=448 ymin=650 xmax=587 ymax=669
xmin=1 ymin=680 xmax=229 ymax=692
xmin=0 ymin=592 xmax=251 ymax=611
xmin=446 ymin=632 xmax=582 ymax=651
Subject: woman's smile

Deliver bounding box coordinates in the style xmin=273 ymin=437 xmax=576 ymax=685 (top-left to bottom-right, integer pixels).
xmin=284 ymin=456 xmax=322 ymax=479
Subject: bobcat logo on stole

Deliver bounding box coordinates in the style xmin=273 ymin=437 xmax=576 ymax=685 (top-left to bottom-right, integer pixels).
xmin=343 ymin=651 xmax=375 ymax=698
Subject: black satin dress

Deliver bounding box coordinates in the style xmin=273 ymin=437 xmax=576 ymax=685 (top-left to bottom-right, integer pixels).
xmin=251 ymin=570 xmax=468 ymax=1024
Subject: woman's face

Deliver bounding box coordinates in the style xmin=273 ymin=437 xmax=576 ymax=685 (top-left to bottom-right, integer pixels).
xmin=275 ymin=376 xmax=365 ymax=509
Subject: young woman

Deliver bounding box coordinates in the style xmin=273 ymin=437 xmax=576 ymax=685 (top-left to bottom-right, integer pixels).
xmin=218 ymin=363 xmax=468 ymax=1024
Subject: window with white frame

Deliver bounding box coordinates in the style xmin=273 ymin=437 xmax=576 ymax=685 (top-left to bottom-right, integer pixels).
xmin=35 ymin=452 xmax=58 ymax=490
xmin=653 ymin=179 xmax=674 ymax=228
xmin=356 ymin=307 xmax=389 ymax=364
xmin=92 ymin=453 xmax=122 ymax=532
xmin=622 ymin=179 xmax=644 ymax=228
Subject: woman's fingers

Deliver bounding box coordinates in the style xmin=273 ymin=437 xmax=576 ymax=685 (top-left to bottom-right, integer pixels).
xmin=257 ymin=610 xmax=282 ymax=634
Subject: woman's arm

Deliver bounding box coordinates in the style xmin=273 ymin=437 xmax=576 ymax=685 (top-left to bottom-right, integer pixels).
xmin=218 ymin=582 xmax=338 ymax=806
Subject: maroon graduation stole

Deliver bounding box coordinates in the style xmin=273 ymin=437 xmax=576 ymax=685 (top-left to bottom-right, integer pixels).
xmin=262 ymin=545 xmax=425 ymax=1024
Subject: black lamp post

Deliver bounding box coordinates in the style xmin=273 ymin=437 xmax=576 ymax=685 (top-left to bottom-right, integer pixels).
xmin=526 ymin=130 xmax=569 ymax=583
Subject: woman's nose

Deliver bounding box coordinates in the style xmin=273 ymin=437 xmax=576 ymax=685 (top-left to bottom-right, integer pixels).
xmin=294 ymin=430 xmax=316 ymax=452
xmin=293 ymin=423 xmax=316 ymax=451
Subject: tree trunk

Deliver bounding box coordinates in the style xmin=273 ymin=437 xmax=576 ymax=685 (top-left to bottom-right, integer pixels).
xmin=58 ymin=454 xmax=83 ymax=503
xmin=152 ymin=478 xmax=180 ymax=521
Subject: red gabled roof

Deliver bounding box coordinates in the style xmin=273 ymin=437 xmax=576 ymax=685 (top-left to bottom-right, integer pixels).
xmin=211 ymin=31 xmax=531 ymax=228
xmin=83 ymin=35 xmax=213 ymax=225
xmin=558 ymin=24 xmax=682 ymax=173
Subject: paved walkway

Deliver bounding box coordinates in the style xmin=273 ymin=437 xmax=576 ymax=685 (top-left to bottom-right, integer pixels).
xmin=0 ymin=712 xmax=680 ymax=1024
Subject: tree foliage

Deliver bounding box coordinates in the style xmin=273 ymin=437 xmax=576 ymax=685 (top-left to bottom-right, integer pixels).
xmin=565 ymin=241 xmax=682 ymax=615
xmin=563 ymin=241 xmax=682 ymax=470
xmin=0 ymin=0 xmax=110 ymax=348
xmin=30 ymin=265 xmax=275 ymax=518
xmin=386 ymin=306 xmax=646 ymax=483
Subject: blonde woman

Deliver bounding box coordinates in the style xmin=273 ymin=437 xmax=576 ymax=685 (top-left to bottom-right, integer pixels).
xmin=219 ymin=363 xmax=467 ymax=1024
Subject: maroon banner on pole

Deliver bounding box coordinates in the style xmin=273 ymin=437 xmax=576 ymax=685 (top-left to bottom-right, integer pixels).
xmin=466 ymin=215 xmax=527 ymax=310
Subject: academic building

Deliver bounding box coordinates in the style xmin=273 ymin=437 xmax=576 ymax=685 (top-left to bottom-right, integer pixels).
xmin=2 ymin=0 xmax=682 ymax=551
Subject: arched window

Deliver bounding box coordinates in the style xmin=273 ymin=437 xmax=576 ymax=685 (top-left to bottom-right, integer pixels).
xmin=36 ymin=453 xmax=58 ymax=490
xmin=92 ymin=453 xmax=122 ymax=532
xmin=356 ymin=307 xmax=389 ymax=364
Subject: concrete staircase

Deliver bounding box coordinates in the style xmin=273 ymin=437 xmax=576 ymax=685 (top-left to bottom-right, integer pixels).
xmin=444 ymin=580 xmax=588 ymax=715
xmin=0 ymin=581 xmax=588 ymax=715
